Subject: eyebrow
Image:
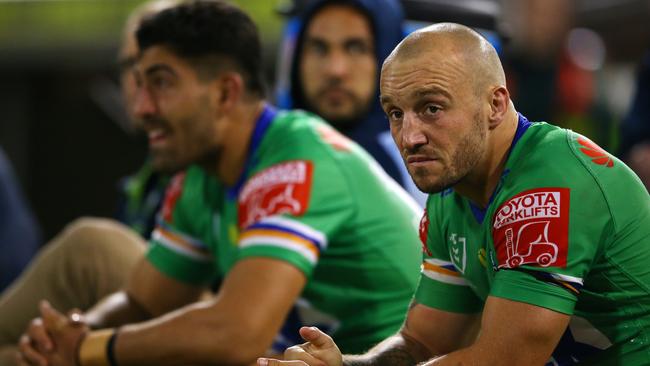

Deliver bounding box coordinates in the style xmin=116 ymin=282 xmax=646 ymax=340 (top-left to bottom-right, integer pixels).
xmin=414 ymin=87 xmax=452 ymax=101
xmin=379 ymin=95 xmax=392 ymax=106
xmin=379 ymin=86 xmax=452 ymax=106
xmin=144 ymin=63 xmax=176 ymax=78
xmin=304 ymin=35 xmax=371 ymax=45
xmin=117 ymin=56 xmax=136 ymax=72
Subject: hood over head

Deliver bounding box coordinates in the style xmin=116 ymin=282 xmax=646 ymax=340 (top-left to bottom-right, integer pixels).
xmin=276 ymin=0 xmax=405 ymax=132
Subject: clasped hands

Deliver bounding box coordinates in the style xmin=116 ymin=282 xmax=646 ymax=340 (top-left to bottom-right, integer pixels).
xmin=16 ymin=301 xmax=89 ymax=366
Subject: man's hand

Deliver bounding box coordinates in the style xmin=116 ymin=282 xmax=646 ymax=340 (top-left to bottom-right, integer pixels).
xmin=257 ymin=327 xmax=342 ymax=366
xmin=17 ymin=301 xmax=89 ymax=366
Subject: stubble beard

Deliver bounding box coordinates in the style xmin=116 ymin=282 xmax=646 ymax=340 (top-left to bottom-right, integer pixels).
xmin=410 ymin=115 xmax=486 ymax=194
xmin=307 ymin=81 xmax=373 ymax=128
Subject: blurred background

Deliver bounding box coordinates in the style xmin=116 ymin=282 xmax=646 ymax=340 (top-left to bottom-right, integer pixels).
xmin=0 ymin=0 xmax=649 ymax=242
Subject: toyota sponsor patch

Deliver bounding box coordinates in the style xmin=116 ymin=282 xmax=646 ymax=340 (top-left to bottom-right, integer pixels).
xmin=492 ymin=188 xmax=570 ymax=269
xmin=238 ymin=161 xmax=313 ymax=228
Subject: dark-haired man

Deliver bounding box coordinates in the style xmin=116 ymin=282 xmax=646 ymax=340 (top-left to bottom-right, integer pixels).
xmin=17 ymin=1 xmax=421 ymax=365
xmin=261 ymin=23 xmax=650 ymax=366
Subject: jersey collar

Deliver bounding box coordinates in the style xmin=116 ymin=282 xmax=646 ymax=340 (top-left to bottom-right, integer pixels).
xmin=227 ymin=104 xmax=278 ymax=199
xmin=468 ymin=113 xmax=532 ymax=224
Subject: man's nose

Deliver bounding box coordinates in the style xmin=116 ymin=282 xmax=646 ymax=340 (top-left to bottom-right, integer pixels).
xmin=325 ymin=50 xmax=350 ymax=78
xmin=401 ymin=113 xmax=427 ymax=151
xmin=133 ymin=86 xmax=158 ymax=118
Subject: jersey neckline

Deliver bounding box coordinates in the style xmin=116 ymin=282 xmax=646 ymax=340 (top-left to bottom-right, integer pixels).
xmin=467 ymin=113 xmax=532 ymax=224
xmin=227 ymin=104 xmax=278 ymax=199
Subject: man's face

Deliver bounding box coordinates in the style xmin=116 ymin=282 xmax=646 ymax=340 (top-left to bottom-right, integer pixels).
xmin=380 ymin=53 xmax=488 ymax=193
xmin=133 ymin=46 xmax=219 ymax=173
xmin=299 ymin=5 xmax=377 ymax=126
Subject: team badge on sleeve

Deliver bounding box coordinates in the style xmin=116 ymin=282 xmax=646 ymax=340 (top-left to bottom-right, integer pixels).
xmin=492 ymin=188 xmax=570 ymax=269
xmin=161 ymin=172 xmax=186 ymax=223
xmin=577 ymin=137 xmax=614 ymax=168
xmin=238 ymin=161 xmax=313 ymax=229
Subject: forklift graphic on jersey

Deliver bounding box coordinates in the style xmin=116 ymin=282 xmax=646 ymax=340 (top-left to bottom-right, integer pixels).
xmin=503 ymin=220 xmax=558 ymax=268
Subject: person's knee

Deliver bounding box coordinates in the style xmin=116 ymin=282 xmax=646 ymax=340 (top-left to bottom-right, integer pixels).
xmin=57 ymin=217 xmax=146 ymax=259
xmin=50 ymin=217 xmax=146 ymax=304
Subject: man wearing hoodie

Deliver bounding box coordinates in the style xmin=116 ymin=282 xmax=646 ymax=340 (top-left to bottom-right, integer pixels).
xmin=276 ymin=0 xmax=427 ymax=206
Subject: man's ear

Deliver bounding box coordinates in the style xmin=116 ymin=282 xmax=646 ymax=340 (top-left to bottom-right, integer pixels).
xmin=212 ymin=72 xmax=244 ymax=111
xmin=488 ymin=85 xmax=510 ymax=130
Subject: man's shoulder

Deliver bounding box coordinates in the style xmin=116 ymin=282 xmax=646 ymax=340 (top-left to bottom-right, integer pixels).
xmin=507 ymin=124 xmax=594 ymax=186
xmin=260 ymin=109 xmax=367 ymax=165
xmin=511 ymin=124 xmax=642 ymax=199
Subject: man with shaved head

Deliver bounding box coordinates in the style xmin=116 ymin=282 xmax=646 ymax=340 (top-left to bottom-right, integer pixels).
xmin=260 ymin=23 xmax=650 ymax=366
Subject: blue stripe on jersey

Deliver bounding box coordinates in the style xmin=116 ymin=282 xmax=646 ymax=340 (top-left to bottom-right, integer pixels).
xmin=244 ymin=221 xmax=324 ymax=252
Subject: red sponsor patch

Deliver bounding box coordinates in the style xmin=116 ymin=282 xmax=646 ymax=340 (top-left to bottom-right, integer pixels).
xmin=492 ymin=188 xmax=570 ymax=269
xmin=577 ymin=137 xmax=614 ymax=168
xmin=161 ymin=171 xmax=187 ymax=223
xmin=238 ymin=161 xmax=313 ymax=228
xmin=317 ymin=124 xmax=352 ymax=151
xmin=419 ymin=209 xmax=432 ymax=256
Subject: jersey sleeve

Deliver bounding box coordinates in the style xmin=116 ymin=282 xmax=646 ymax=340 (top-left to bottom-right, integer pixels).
xmin=235 ymin=157 xmax=354 ymax=277
xmin=415 ymin=200 xmax=483 ymax=313
xmin=489 ymin=184 xmax=607 ymax=315
xmin=146 ymin=168 xmax=215 ymax=285
xmin=234 ymin=117 xmax=360 ymax=277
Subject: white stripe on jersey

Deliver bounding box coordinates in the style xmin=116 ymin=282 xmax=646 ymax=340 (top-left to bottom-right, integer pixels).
xmin=240 ymin=234 xmax=318 ymax=265
xmin=152 ymin=228 xmax=213 ymax=262
xmin=258 ymin=215 xmax=328 ymax=249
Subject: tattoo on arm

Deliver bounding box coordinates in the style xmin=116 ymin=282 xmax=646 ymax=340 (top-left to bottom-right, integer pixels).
xmin=343 ymin=339 xmax=417 ymax=366
xmin=343 ymin=301 xmax=431 ymax=366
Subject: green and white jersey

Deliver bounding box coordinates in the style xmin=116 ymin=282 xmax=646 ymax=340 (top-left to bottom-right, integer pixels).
xmin=146 ymin=106 xmax=422 ymax=353
xmin=416 ymin=114 xmax=650 ymax=365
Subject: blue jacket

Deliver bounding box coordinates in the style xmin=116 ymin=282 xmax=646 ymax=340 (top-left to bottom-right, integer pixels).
xmin=275 ymin=0 xmax=427 ymax=206
xmin=0 ymin=148 xmax=41 ymax=291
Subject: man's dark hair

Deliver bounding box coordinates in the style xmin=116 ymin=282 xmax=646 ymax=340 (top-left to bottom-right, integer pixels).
xmin=136 ymin=0 xmax=266 ymax=97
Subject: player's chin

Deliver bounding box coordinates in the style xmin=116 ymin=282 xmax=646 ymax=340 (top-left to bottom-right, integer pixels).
xmin=150 ymin=154 xmax=184 ymax=175
xmin=411 ymin=172 xmax=448 ymax=194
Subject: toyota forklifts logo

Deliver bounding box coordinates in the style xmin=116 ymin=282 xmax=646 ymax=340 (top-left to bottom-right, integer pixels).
xmin=492 ymin=188 xmax=570 ymax=269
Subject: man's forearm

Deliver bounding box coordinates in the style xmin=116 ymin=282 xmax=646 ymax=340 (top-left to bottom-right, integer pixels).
xmin=110 ymin=299 xmax=271 ymax=365
xmin=343 ymin=333 xmax=431 ymax=366
xmin=84 ymin=291 xmax=151 ymax=329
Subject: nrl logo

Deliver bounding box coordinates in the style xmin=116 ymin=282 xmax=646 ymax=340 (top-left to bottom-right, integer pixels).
xmin=448 ymin=233 xmax=467 ymax=274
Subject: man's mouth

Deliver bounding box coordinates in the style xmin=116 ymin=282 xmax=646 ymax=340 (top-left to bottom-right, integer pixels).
xmin=406 ymin=154 xmax=437 ymax=166
xmin=320 ymin=87 xmax=352 ymax=102
xmin=148 ymin=129 xmax=168 ymax=146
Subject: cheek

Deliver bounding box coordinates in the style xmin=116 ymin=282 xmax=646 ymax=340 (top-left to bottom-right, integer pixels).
xmin=355 ymin=57 xmax=377 ymax=95
xmin=120 ymin=76 xmax=137 ymax=118
xmin=389 ymin=125 xmax=403 ymax=149
xmin=299 ymin=56 xmax=320 ymax=91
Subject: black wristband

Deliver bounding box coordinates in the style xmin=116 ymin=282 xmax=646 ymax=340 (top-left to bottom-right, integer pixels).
xmin=106 ymin=329 xmax=119 ymax=366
